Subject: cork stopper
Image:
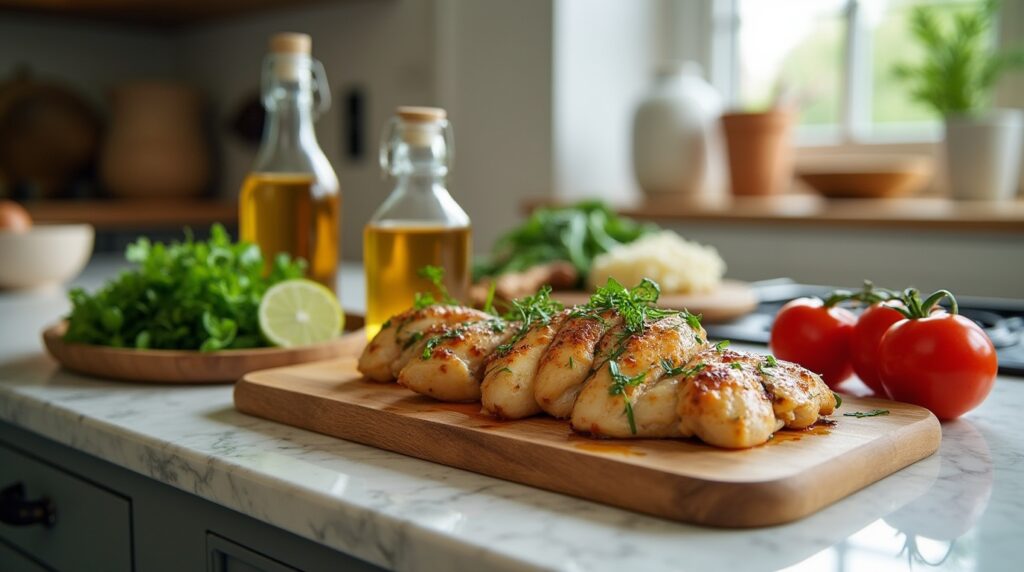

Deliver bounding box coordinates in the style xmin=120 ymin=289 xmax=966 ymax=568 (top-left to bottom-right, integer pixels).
xmin=397 ymin=106 xmax=447 ymax=123
xmin=270 ymin=33 xmax=311 ymax=55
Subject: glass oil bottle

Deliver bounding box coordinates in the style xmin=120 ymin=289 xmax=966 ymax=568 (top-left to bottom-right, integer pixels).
xmin=239 ymin=33 xmax=340 ymax=291
xmin=364 ymin=107 xmax=470 ymax=338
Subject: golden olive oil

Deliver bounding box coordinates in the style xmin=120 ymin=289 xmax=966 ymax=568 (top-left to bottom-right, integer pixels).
xmin=364 ymin=223 xmax=471 ymax=338
xmin=239 ymin=172 xmax=340 ymax=291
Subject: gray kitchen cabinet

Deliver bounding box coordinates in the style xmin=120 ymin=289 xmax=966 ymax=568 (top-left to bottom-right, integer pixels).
xmin=0 ymin=421 xmax=383 ymax=572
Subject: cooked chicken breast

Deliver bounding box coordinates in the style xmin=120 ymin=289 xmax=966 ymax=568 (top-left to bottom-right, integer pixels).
xmin=358 ymin=305 xmax=490 ymax=382
xmin=481 ymin=311 xmax=569 ymax=419
xmin=397 ymin=319 xmax=517 ymax=402
xmin=676 ymin=350 xmax=782 ymax=449
xmin=739 ymin=353 xmax=837 ymax=428
xmin=570 ymin=313 xmax=707 ymax=438
xmin=533 ymin=311 xmax=620 ymax=418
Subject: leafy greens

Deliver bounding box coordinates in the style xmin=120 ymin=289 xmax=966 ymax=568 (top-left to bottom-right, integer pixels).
xmin=64 ymin=224 xmax=306 ymax=351
xmin=473 ymin=201 xmax=657 ymax=285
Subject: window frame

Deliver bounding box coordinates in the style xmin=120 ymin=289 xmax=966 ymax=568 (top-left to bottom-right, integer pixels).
xmin=699 ymin=0 xmax=999 ymax=149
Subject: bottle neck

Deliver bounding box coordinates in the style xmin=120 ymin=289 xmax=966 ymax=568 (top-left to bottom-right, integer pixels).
xmin=255 ymin=81 xmax=323 ymax=171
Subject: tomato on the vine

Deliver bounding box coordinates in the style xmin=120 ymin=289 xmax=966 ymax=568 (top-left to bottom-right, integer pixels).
xmin=770 ymin=297 xmax=856 ymax=388
xmin=879 ymin=290 xmax=997 ymax=420
xmin=850 ymin=301 xmax=905 ymax=396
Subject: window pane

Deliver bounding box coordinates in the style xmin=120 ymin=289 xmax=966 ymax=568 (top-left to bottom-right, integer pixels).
xmin=866 ymin=0 xmax=986 ymax=135
xmin=736 ymin=0 xmax=846 ymax=132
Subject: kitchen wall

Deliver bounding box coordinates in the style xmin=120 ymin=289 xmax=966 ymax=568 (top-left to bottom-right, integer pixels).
xmin=0 ymin=13 xmax=179 ymax=115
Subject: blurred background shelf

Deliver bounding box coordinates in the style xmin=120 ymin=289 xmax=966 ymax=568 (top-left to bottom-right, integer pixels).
xmin=25 ymin=199 xmax=237 ymax=230
xmin=531 ymin=195 xmax=1024 ymax=234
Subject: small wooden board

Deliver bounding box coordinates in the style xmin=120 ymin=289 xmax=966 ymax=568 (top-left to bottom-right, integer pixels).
xmin=42 ymin=321 xmax=365 ymax=384
xmin=234 ymin=335 xmax=941 ymax=528
xmin=552 ymin=279 xmax=758 ymax=323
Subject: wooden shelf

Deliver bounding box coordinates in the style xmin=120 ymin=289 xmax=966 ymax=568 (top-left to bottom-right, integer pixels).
xmin=25 ymin=199 xmax=237 ymax=230
xmin=1 ymin=0 xmax=337 ymax=25
xmin=530 ymin=194 xmax=1024 ymax=234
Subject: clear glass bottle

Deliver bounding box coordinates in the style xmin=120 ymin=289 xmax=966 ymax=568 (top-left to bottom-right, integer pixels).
xmin=239 ymin=33 xmax=340 ymax=291
xmin=364 ymin=107 xmax=471 ymax=338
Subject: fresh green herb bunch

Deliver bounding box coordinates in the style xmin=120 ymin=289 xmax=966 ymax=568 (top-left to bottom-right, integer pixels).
xmin=893 ymin=0 xmax=1024 ymax=116
xmin=473 ymin=201 xmax=657 ymax=285
xmin=64 ymin=224 xmax=306 ymax=351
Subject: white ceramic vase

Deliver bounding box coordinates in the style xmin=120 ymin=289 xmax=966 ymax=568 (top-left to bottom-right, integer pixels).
xmin=944 ymin=109 xmax=1023 ymax=201
xmin=632 ymin=62 xmax=725 ymax=197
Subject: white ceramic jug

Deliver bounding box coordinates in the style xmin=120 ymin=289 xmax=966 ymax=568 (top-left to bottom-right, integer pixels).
xmin=632 ymin=62 xmax=725 ymax=197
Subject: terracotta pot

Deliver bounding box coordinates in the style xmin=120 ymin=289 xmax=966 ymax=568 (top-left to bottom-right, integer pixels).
xmin=100 ymin=82 xmax=210 ymax=199
xmin=721 ymin=110 xmax=794 ymax=196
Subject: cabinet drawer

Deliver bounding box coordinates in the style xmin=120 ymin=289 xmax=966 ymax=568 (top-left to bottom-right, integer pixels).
xmin=0 ymin=442 xmax=132 ymax=572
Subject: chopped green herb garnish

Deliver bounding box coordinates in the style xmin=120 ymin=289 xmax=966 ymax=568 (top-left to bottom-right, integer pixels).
xmin=402 ymin=330 xmax=424 ymax=349
xmin=497 ymin=367 xmax=513 ymax=375
xmin=833 ymin=392 xmax=843 ymax=409
xmin=568 ymin=356 xmax=574 ymax=369
xmin=844 ymin=409 xmax=889 ymax=418
xmin=382 ymin=318 xmax=392 ymax=329
xmin=658 ymin=358 xmax=705 ymax=379
xmin=571 ymin=278 xmax=677 ymax=334
xmin=694 ymin=334 xmax=705 ymax=345
xmin=421 ymin=319 xmax=505 ymax=360
xmin=608 ymin=360 xmax=647 ymax=435
xmin=715 ymin=340 xmax=731 ymax=352
xmin=684 ymin=311 xmax=703 ymax=332
xmin=482 ymin=281 xmax=497 ymax=315
xmin=730 ymin=362 xmax=744 ymax=370
xmin=412 ymin=265 xmax=459 ymax=310
xmin=765 ymin=355 xmax=779 ymax=368
xmin=495 ymin=286 xmax=563 ymax=355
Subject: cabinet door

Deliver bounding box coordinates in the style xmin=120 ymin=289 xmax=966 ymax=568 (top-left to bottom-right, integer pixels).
xmin=208 ymin=533 xmax=299 ymax=572
xmin=0 ymin=443 xmax=132 ymax=572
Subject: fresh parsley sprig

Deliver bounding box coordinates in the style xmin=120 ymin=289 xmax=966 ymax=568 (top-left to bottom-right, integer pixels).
xmin=608 ymin=360 xmax=647 ymax=435
xmin=412 ymin=265 xmax=459 ymax=310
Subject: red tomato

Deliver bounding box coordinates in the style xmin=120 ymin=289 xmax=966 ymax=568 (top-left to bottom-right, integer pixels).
xmin=879 ymin=313 xmax=997 ymax=420
xmin=770 ymin=297 xmax=856 ymax=387
xmin=850 ymin=302 xmax=905 ymax=396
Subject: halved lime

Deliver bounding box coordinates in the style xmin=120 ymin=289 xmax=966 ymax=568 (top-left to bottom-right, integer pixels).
xmin=259 ymin=279 xmax=344 ymax=347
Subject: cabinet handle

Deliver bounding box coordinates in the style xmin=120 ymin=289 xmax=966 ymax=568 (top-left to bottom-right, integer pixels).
xmin=0 ymin=483 xmax=56 ymax=527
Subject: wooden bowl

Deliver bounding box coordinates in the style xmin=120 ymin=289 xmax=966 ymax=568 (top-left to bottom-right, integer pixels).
xmin=0 ymin=224 xmax=94 ymax=290
xmin=43 ymin=321 xmax=367 ymax=384
xmin=797 ymin=155 xmax=932 ymax=199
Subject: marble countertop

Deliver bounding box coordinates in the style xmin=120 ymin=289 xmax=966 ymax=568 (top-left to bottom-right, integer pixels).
xmin=1 ymin=257 xmax=1022 ymax=572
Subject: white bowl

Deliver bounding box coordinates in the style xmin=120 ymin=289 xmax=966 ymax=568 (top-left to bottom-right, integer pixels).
xmin=0 ymin=224 xmax=95 ymax=290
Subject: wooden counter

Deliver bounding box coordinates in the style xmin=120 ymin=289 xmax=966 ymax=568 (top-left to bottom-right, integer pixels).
xmin=533 ymin=194 xmax=1024 ymax=233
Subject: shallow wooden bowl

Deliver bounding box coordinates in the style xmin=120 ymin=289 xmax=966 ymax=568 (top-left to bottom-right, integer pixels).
xmin=42 ymin=321 xmax=366 ymax=384
xmin=797 ymin=155 xmax=933 ymax=199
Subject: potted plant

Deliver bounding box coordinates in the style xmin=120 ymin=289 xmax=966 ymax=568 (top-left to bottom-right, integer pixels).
xmin=893 ymin=0 xmax=1024 ymax=200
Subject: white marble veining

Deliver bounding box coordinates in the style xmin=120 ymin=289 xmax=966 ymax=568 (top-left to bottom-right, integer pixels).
xmin=1 ymin=257 xmax=1022 ymax=571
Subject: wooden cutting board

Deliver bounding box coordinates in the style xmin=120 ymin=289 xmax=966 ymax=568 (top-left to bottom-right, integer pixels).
xmin=552 ymin=279 xmax=758 ymax=323
xmin=233 ymin=335 xmax=941 ymax=528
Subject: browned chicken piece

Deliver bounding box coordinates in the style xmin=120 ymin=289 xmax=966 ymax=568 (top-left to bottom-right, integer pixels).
xmin=398 ymin=319 xmax=518 ymax=402
xmin=740 ymin=353 xmax=837 ymax=428
xmin=357 ymin=305 xmax=491 ymax=382
xmin=533 ymin=310 xmax=621 ymax=418
xmin=676 ymin=349 xmax=782 ymax=449
xmin=570 ymin=313 xmax=707 ymax=438
xmin=480 ymin=311 xmax=570 ymax=419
